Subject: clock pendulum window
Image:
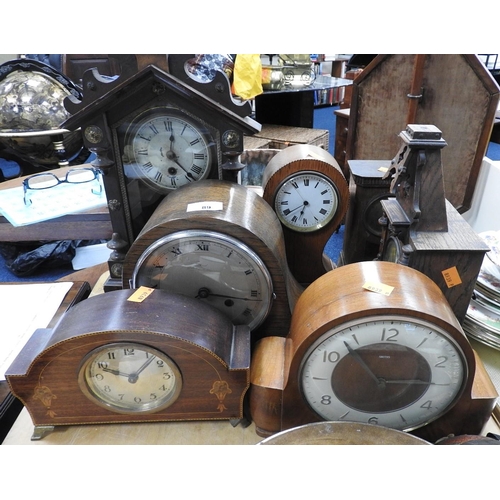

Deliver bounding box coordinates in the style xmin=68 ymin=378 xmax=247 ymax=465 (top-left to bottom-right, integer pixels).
xmin=60 ymin=55 xmax=261 ymax=291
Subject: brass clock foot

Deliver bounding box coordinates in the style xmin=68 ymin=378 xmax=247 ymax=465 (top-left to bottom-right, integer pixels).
xmin=31 ymin=425 xmax=55 ymax=441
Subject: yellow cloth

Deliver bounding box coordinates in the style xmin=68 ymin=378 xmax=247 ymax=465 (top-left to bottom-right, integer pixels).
xmin=232 ymin=54 xmax=263 ymax=100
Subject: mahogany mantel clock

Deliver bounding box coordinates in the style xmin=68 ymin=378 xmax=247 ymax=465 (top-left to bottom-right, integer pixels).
xmin=6 ymin=288 xmax=251 ymax=440
xmin=61 ymin=56 xmax=260 ymax=286
xmin=262 ymin=144 xmax=349 ymax=285
xmin=249 ymin=260 xmax=498 ymax=443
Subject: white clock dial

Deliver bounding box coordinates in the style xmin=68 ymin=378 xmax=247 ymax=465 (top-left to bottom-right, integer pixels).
xmin=124 ymin=108 xmax=214 ymax=193
xmin=131 ymin=230 xmax=274 ymax=331
xmin=80 ymin=342 xmax=182 ymax=414
xmin=300 ymin=316 xmax=467 ymax=431
xmin=274 ymin=171 xmax=339 ymax=232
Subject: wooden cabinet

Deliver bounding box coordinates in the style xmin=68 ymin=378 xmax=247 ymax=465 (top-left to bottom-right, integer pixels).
xmin=334 ymin=108 xmax=349 ymax=176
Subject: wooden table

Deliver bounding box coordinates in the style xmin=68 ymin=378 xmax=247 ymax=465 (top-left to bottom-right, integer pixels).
xmin=0 ymin=165 xmax=112 ymax=242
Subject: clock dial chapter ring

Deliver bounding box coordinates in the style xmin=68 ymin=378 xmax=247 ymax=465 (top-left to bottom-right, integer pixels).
xmin=79 ymin=342 xmax=182 ymax=415
xmin=123 ymin=107 xmax=215 ymax=193
xmin=300 ymin=315 xmax=468 ymax=431
xmin=274 ymin=170 xmax=340 ymax=233
xmin=131 ymin=230 xmax=274 ymax=331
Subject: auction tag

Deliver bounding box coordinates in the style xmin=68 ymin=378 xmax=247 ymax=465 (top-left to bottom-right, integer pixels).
xmin=128 ymin=286 xmax=155 ymax=303
xmin=363 ymin=281 xmax=394 ymax=296
xmin=442 ymin=266 xmax=462 ymax=288
xmin=187 ymin=201 xmax=223 ymax=212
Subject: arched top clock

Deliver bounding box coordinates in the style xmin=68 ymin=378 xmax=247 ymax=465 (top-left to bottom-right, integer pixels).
xmin=249 ymin=260 xmax=498 ymax=442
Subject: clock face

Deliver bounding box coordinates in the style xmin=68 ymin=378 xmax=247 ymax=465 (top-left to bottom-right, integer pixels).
xmin=383 ymin=235 xmax=401 ymax=263
xmin=274 ymin=171 xmax=339 ymax=232
xmin=131 ymin=230 xmax=274 ymax=330
xmin=300 ymin=316 xmax=467 ymax=431
xmin=122 ymin=107 xmax=215 ymax=194
xmin=79 ymin=342 xmax=182 ymax=414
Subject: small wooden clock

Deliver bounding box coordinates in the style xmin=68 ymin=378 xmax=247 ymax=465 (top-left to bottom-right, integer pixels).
xmin=377 ymin=124 xmax=489 ymax=323
xmin=262 ymin=144 xmax=349 ymax=285
xmin=61 ymin=57 xmax=260 ymax=286
xmin=249 ymin=260 xmax=498 ymax=443
xmin=121 ymin=179 xmax=303 ymax=341
xmin=6 ymin=288 xmax=251 ymax=440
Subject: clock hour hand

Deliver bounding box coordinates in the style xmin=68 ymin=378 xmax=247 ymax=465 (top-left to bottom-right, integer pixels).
xmin=101 ymin=367 xmax=131 ymax=378
xmin=196 ymin=287 xmax=261 ymax=301
xmin=383 ymin=379 xmax=450 ymax=386
xmin=343 ymin=341 xmax=382 ymax=386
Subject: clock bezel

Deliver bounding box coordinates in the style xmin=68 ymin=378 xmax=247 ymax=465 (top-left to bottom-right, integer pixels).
xmin=298 ymin=314 xmax=469 ymax=432
xmin=130 ymin=229 xmax=275 ymax=331
xmin=78 ymin=341 xmax=183 ymax=415
xmin=273 ymin=170 xmax=340 ymax=233
xmin=120 ymin=106 xmax=218 ymax=195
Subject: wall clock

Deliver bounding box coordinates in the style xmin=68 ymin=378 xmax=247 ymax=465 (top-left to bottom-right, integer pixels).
xmin=249 ymin=260 xmax=498 ymax=443
xmin=6 ymin=288 xmax=251 ymax=440
xmin=122 ymin=179 xmax=303 ymax=341
xmin=376 ymin=124 xmax=489 ymax=323
xmin=61 ymin=57 xmax=260 ymax=287
xmin=262 ymin=144 xmax=349 ymax=285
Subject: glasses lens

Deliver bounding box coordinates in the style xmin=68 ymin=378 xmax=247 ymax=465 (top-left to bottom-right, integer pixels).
xmin=26 ymin=173 xmax=59 ymax=189
xmin=66 ymin=168 xmax=98 ymax=184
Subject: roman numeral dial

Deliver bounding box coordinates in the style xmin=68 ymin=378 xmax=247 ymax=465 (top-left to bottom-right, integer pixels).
xmin=274 ymin=171 xmax=339 ymax=232
xmin=124 ymin=108 xmax=214 ymax=193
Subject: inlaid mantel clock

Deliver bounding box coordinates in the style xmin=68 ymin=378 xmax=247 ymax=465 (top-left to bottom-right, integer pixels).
xmin=6 ymin=288 xmax=252 ymax=440
xmin=61 ymin=56 xmax=261 ymax=287
xmin=375 ymin=124 xmax=489 ymax=324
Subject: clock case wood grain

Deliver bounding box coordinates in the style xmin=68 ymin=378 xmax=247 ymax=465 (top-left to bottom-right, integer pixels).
xmin=249 ymin=261 xmax=498 ymax=443
xmin=122 ymin=180 xmax=303 ymax=342
xmin=61 ymin=58 xmax=261 ymax=280
xmin=6 ymin=289 xmax=251 ymax=436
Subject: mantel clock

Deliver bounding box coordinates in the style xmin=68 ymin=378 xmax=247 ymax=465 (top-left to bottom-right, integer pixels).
xmin=376 ymin=124 xmax=489 ymax=323
xmin=121 ymin=179 xmax=303 ymax=341
xmin=6 ymin=288 xmax=252 ymax=440
xmin=249 ymin=260 xmax=498 ymax=443
xmin=262 ymin=144 xmax=349 ymax=285
xmin=61 ymin=56 xmax=260 ymax=287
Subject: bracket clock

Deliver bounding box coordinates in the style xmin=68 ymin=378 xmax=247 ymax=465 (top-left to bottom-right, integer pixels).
xmin=121 ymin=179 xmax=303 ymax=342
xmin=262 ymin=144 xmax=349 ymax=285
xmin=376 ymin=124 xmax=489 ymax=324
xmin=249 ymin=260 xmax=498 ymax=443
xmin=61 ymin=56 xmax=260 ymax=287
xmin=6 ymin=288 xmax=252 ymax=440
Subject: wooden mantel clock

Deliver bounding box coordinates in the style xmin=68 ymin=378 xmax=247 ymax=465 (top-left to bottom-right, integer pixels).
xmin=262 ymin=144 xmax=349 ymax=285
xmin=6 ymin=288 xmax=251 ymax=440
xmin=376 ymin=124 xmax=489 ymax=323
xmin=60 ymin=55 xmax=261 ymax=288
xmin=121 ymin=179 xmax=303 ymax=341
xmin=249 ymin=260 xmax=498 ymax=443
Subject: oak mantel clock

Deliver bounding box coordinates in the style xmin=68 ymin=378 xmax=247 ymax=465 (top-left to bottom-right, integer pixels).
xmin=249 ymin=260 xmax=498 ymax=443
xmin=376 ymin=124 xmax=489 ymax=323
xmin=262 ymin=144 xmax=349 ymax=285
xmin=121 ymin=179 xmax=303 ymax=341
xmin=61 ymin=56 xmax=261 ymax=286
xmin=6 ymin=288 xmax=251 ymax=440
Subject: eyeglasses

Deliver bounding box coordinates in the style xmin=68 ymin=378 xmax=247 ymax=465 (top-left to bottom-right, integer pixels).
xmin=23 ymin=167 xmax=103 ymax=206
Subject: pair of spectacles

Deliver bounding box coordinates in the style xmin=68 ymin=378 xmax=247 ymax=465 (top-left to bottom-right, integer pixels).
xmin=23 ymin=167 xmax=103 ymax=206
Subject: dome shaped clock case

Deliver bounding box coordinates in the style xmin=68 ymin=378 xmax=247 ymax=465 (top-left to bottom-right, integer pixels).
xmin=249 ymin=260 xmax=498 ymax=443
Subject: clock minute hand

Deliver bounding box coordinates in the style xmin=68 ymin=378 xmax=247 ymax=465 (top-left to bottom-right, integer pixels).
xmin=128 ymin=355 xmax=156 ymax=384
xmin=343 ymin=341 xmax=382 ymax=386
